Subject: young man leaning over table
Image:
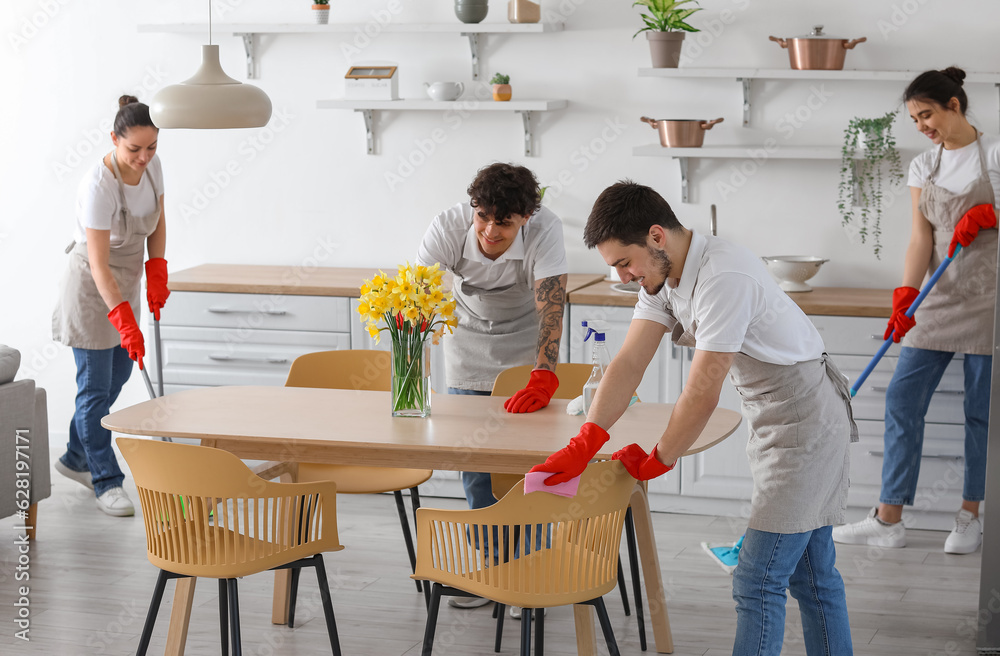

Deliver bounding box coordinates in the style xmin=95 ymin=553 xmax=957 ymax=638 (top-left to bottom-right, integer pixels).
xmin=531 ymin=180 xmax=858 ymax=655
xmin=415 ymin=162 xmax=568 ymax=613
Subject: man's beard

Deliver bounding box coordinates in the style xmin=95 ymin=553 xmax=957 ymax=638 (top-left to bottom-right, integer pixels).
xmin=645 ymin=246 xmax=673 ymax=295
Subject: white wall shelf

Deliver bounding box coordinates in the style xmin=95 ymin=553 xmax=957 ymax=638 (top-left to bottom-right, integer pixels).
xmin=139 ymin=22 xmax=564 ymax=80
xmin=638 ymin=67 xmax=1000 ymax=126
xmin=318 ymin=99 xmax=568 ymax=156
xmin=633 ymin=144 xmax=848 ymax=202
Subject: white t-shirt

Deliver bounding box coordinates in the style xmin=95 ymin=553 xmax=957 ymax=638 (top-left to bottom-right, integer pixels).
xmin=416 ymin=202 xmax=568 ymax=288
xmin=632 ymin=231 xmax=825 ymax=365
xmin=74 ymin=155 xmax=164 ymax=246
xmin=908 ymin=133 xmax=1000 ymax=205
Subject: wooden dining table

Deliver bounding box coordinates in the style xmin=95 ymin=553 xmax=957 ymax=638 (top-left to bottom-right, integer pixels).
xmin=103 ymin=386 xmax=742 ymax=655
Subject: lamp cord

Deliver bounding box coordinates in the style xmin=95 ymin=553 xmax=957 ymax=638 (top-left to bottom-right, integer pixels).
xmin=208 ymin=0 xmax=212 ymax=45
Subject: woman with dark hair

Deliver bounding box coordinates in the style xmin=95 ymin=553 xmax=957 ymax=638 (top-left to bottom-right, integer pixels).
xmin=834 ymin=67 xmax=997 ymax=554
xmin=51 ymin=95 xmax=169 ymax=517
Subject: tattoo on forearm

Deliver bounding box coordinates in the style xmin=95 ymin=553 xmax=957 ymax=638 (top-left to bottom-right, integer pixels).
xmin=535 ymin=275 xmax=567 ymax=371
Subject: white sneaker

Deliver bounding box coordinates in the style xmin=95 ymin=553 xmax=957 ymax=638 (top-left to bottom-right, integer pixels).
xmin=944 ymin=510 xmax=982 ymax=554
xmin=447 ymin=596 xmax=492 ymax=609
xmin=832 ymin=507 xmax=905 ymax=548
xmin=509 ymin=606 xmax=546 ymax=620
xmin=96 ymin=487 xmax=134 ymax=517
xmin=55 ymin=460 xmax=93 ymax=490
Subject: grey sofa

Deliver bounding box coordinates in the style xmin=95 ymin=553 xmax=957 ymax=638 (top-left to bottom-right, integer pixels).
xmin=0 ymin=346 xmax=51 ymax=539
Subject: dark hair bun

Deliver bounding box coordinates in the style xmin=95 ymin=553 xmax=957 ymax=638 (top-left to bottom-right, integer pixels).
xmin=118 ymin=94 xmax=140 ymax=109
xmin=941 ymin=67 xmax=966 ymax=86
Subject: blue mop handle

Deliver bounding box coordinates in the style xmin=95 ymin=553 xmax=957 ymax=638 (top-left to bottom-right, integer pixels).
xmin=849 ymin=244 xmax=963 ymax=397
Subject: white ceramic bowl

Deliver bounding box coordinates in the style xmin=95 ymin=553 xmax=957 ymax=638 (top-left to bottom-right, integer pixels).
xmin=761 ymin=255 xmax=829 ymax=292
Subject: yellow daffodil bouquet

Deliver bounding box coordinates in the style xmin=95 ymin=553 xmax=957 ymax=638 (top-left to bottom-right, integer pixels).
xmin=357 ymin=263 xmax=457 ymax=417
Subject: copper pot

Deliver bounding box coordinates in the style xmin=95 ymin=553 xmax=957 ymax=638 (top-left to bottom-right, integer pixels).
xmin=641 ymin=116 xmax=724 ymax=147
xmin=768 ymin=26 xmax=866 ymax=70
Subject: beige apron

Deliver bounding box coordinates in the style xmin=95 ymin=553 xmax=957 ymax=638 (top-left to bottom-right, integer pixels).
xmin=52 ymin=153 xmax=161 ymax=350
xmin=672 ymin=322 xmax=858 ymax=534
xmin=906 ymin=130 xmax=997 ymax=355
xmin=445 ymin=229 xmax=538 ymax=391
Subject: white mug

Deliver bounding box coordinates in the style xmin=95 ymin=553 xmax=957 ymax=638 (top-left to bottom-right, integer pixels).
xmin=424 ymin=81 xmax=464 ymax=101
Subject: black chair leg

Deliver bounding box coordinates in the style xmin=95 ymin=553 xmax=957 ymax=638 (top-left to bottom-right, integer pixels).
xmin=519 ymin=608 xmax=532 ymax=656
xmin=136 ymin=569 xmax=171 ymax=656
xmin=227 ymin=579 xmax=243 ymax=656
xmin=625 ymin=507 xmax=647 ymax=651
xmin=421 ymin=583 xmax=443 ymax=656
xmin=409 ymin=486 xmax=428 ymax=603
xmin=494 ymin=603 xmax=505 ymax=652
xmin=592 ymin=597 xmax=620 ymax=656
xmin=394 ymin=490 xmax=423 ymax=597
xmin=287 ymin=567 xmax=301 ymax=628
xmin=313 ymin=555 xmax=343 ymax=656
xmin=617 ymin=556 xmax=631 ymax=616
xmin=218 ymin=579 xmax=229 ymax=656
xmin=535 ymin=606 xmax=544 ymax=656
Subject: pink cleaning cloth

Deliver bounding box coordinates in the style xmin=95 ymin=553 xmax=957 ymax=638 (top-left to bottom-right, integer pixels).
xmin=524 ymin=471 xmax=581 ymax=498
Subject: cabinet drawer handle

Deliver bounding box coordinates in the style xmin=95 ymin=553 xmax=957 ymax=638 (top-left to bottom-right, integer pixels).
xmin=207 ymin=306 xmax=288 ymax=316
xmin=869 ymin=385 xmax=963 ymax=396
xmin=208 ymin=354 xmax=290 ymax=364
xmin=867 ymin=450 xmax=963 ymax=461
xmin=869 ymin=334 xmax=884 ymax=340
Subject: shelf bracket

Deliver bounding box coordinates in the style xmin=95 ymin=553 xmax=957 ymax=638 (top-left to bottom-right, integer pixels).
xmin=358 ymin=109 xmax=375 ymax=155
xmin=738 ymin=77 xmax=752 ymax=127
xmin=675 ymin=157 xmax=690 ymax=203
xmin=237 ymin=33 xmax=258 ymax=79
xmin=996 ymin=83 xmax=1000 ymax=128
xmin=518 ymin=111 xmax=535 ymax=157
xmin=463 ymin=33 xmax=481 ymax=81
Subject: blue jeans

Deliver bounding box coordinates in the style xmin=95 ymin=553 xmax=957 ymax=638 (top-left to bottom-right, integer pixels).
xmin=733 ymin=527 xmax=852 ymax=656
xmin=448 ymin=387 xmax=496 ymax=510
xmin=60 ymin=346 xmax=133 ymax=496
xmin=881 ymin=346 xmax=991 ymax=505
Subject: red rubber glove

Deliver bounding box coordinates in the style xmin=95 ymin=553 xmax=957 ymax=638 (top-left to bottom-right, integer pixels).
xmin=883 ymin=286 xmax=919 ymax=343
xmin=612 ymin=443 xmax=675 ymax=481
xmin=529 ymin=422 xmax=610 ymax=485
xmin=108 ymin=302 xmax=145 ymax=369
xmin=950 ymin=204 xmax=997 ymax=257
xmin=504 ymin=369 xmax=559 ymax=413
xmin=145 ymin=258 xmax=170 ymax=321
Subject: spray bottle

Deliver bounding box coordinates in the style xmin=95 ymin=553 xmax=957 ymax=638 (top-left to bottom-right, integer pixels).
xmin=582 ymin=320 xmax=611 ymax=416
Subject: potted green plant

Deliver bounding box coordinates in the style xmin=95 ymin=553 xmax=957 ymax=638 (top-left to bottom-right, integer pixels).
xmin=837 ymin=110 xmax=904 ymax=259
xmin=491 ymin=73 xmax=512 ymax=101
xmin=632 ymin=0 xmax=702 ymax=68
xmin=312 ymin=0 xmax=330 ymax=25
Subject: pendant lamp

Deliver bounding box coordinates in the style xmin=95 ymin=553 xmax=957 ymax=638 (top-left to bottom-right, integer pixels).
xmin=149 ymin=1 xmax=272 ymax=129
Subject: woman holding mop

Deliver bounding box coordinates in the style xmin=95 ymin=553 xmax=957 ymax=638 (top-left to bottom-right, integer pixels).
xmin=51 ymin=95 xmax=170 ymax=517
xmin=834 ymin=67 xmax=998 ymax=554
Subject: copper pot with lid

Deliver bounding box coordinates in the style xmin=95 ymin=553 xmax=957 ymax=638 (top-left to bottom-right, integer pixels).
xmin=768 ymin=26 xmax=866 ymax=70
xmin=641 ymin=116 xmax=724 ymax=147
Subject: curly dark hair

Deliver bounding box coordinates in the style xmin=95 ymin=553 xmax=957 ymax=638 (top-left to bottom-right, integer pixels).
xmin=584 ymin=180 xmax=683 ymax=248
xmin=466 ymin=163 xmax=541 ymax=222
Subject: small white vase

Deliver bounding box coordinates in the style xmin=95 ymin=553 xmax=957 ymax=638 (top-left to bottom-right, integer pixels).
xmin=313 ymin=6 xmax=330 ymax=24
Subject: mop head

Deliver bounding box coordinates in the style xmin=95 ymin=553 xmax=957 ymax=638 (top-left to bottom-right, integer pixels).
xmin=701 ymin=535 xmax=744 ymax=575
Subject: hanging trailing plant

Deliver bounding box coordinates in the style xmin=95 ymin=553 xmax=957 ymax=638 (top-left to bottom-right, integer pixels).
xmin=837 ymin=110 xmax=904 ymax=259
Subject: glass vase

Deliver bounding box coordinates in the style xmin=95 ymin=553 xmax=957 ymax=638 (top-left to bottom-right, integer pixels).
xmin=390 ymin=334 xmax=431 ymax=418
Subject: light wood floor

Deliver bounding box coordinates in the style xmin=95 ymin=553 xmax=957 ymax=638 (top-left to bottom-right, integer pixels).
xmin=0 ymin=458 xmax=983 ymax=655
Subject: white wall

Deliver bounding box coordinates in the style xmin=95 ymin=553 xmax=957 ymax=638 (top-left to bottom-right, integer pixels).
xmin=3 ymin=0 xmax=999 ymax=436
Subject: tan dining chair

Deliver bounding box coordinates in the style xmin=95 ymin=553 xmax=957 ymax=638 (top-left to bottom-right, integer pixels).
xmin=491 ymin=362 xmax=648 ymax=650
xmin=413 ymin=460 xmax=634 ymax=656
xmin=285 ymin=349 xmax=433 ymax=608
xmin=118 ymin=437 xmax=344 ymax=656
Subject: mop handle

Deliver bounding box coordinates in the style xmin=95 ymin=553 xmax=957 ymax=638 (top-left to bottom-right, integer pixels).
xmin=140 ymin=362 xmax=157 ymax=400
xmin=849 ymin=244 xmax=963 ymax=397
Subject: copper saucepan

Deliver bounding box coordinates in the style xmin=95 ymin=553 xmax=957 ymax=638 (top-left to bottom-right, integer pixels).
xmin=641 ymin=116 xmax=724 ymax=148
xmin=768 ymin=26 xmax=866 ymax=71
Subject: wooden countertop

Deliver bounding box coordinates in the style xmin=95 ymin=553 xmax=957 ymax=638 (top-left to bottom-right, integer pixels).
xmin=568 ymin=280 xmax=893 ymax=318
xmin=168 ymin=264 xmax=606 ymax=297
